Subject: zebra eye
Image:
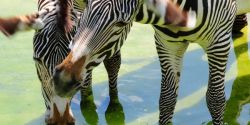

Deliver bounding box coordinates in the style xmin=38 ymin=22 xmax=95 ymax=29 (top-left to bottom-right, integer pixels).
xmin=116 ymin=21 xmax=128 ymax=27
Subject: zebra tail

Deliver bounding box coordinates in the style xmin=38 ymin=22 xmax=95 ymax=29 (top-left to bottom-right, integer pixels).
xmin=236 ymin=0 xmax=250 ymax=15
xmin=57 ymin=0 xmax=73 ymax=33
xmin=0 ymin=13 xmax=44 ymax=37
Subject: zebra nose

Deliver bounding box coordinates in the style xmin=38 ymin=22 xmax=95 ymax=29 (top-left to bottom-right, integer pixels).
xmin=53 ymin=65 xmax=78 ymax=97
xmin=53 ymin=66 xmax=71 ymax=97
xmin=54 ymin=66 xmax=62 ymax=75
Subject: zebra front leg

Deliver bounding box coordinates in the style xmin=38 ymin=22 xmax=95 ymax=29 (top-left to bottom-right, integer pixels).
xmin=35 ymin=63 xmax=53 ymax=122
xmin=80 ymin=71 xmax=99 ymax=125
xmin=154 ymin=33 xmax=189 ymax=125
xmin=103 ymin=51 xmax=121 ymax=102
xmin=205 ymin=38 xmax=231 ymax=125
xmin=80 ymin=71 xmax=94 ymax=99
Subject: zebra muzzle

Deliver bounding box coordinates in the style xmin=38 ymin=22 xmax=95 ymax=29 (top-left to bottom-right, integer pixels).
xmin=46 ymin=103 xmax=75 ymax=125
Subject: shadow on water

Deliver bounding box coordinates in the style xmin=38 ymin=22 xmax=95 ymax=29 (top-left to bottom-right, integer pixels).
xmin=74 ymin=47 xmax=237 ymax=125
xmin=75 ymin=30 xmax=250 ymax=125
xmin=26 ymin=43 xmax=241 ymax=125
xmin=26 ymin=24 xmax=250 ymax=125
xmin=224 ymin=27 xmax=250 ymax=125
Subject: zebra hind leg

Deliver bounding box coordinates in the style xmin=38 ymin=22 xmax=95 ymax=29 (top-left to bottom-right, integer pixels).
xmin=154 ymin=33 xmax=189 ymax=125
xmin=103 ymin=50 xmax=121 ymax=102
xmin=205 ymin=37 xmax=231 ymax=125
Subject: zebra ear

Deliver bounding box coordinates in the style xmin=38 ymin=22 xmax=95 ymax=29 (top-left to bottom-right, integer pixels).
xmin=0 ymin=13 xmax=44 ymax=37
xmin=0 ymin=17 xmax=20 ymax=36
xmin=145 ymin=0 xmax=196 ymax=28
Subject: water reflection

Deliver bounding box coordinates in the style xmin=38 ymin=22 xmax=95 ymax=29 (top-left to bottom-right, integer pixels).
xmin=224 ymin=27 xmax=250 ymax=125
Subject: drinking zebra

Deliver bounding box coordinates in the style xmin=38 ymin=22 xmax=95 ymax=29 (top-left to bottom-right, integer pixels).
xmin=53 ymin=0 xmax=250 ymax=125
xmin=1 ymin=0 xmax=85 ymax=124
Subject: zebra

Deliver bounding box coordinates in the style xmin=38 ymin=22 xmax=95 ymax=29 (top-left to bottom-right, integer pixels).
xmin=52 ymin=0 xmax=250 ymax=125
xmin=32 ymin=0 xmax=128 ymax=124
xmin=51 ymin=0 xmax=193 ymax=123
xmin=0 ymin=0 xmax=85 ymax=124
xmin=0 ymin=0 xmax=139 ymax=124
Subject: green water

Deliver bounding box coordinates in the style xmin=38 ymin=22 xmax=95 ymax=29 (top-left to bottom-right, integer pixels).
xmin=224 ymin=27 xmax=250 ymax=125
xmin=0 ymin=1 xmax=250 ymax=125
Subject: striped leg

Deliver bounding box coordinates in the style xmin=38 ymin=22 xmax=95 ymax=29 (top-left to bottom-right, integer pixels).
xmin=80 ymin=71 xmax=99 ymax=125
xmin=81 ymin=71 xmax=94 ymax=99
xmin=205 ymin=35 xmax=231 ymax=125
xmin=80 ymin=51 xmax=121 ymax=124
xmin=154 ymin=32 xmax=189 ymax=125
xmin=103 ymin=51 xmax=121 ymax=101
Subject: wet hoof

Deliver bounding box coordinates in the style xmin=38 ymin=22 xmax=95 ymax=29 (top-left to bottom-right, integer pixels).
xmin=105 ymin=99 xmax=125 ymax=125
xmin=46 ymin=103 xmax=75 ymax=125
xmin=80 ymin=98 xmax=98 ymax=125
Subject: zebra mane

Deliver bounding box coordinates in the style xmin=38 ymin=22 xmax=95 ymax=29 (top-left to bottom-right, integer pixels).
xmin=57 ymin=0 xmax=73 ymax=33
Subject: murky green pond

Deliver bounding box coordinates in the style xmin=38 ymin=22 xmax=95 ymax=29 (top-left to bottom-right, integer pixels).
xmin=0 ymin=1 xmax=249 ymax=125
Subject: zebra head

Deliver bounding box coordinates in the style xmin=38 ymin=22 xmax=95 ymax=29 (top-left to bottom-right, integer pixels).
xmin=52 ymin=0 xmax=196 ymax=97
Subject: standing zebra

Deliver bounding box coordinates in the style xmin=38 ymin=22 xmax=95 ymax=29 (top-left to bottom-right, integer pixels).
xmin=53 ymin=0 xmax=250 ymax=125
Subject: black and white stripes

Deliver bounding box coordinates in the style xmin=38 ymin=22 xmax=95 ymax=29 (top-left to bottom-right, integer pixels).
xmin=138 ymin=0 xmax=237 ymax=124
xmin=33 ymin=0 xmax=83 ymax=123
xmin=52 ymin=0 xmax=245 ymax=125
